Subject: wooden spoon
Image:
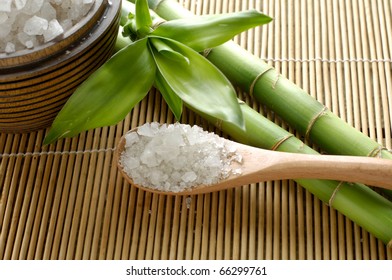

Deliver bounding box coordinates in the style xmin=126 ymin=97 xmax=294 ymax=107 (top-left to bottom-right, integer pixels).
xmin=116 ymin=129 xmax=392 ymax=195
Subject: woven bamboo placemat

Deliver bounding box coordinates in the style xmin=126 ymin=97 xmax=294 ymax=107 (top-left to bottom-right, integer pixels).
xmin=1 ymin=0 xmax=392 ymax=260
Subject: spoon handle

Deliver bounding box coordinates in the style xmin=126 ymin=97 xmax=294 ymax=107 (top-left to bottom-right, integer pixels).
xmin=262 ymin=151 xmax=392 ymax=189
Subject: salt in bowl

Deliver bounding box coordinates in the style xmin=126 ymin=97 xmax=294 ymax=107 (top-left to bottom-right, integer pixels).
xmin=0 ymin=0 xmax=121 ymax=133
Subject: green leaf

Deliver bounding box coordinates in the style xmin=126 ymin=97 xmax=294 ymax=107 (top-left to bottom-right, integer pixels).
xmin=44 ymin=38 xmax=156 ymax=144
xmin=151 ymin=10 xmax=273 ymax=51
xmin=148 ymin=38 xmax=187 ymax=120
xmin=149 ymin=36 xmax=244 ymax=129
xmin=135 ymin=0 xmax=153 ymax=36
xmin=154 ymin=70 xmax=183 ymax=121
xmin=149 ymin=37 xmax=190 ymax=65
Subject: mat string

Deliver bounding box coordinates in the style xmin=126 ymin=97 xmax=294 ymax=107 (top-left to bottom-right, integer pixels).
xmin=261 ymin=57 xmax=392 ymax=63
xmin=0 ymin=148 xmax=116 ymax=158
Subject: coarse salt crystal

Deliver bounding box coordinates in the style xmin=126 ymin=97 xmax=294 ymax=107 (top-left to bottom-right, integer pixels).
xmin=18 ymin=32 xmax=37 ymax=48
xmin=140 ymin=149 xmax=162 ymax=167
xmin=40 ymin=2 xmax=57 ymax=20
xmin=60 ymin=19 xmax=73 ymax=32
xmin=24 ymin=16 xmax=49 ymax=36
xmin=0 ymin=23 xmax=11 ymax=38
xmin=0 ymin=0 xmax=12 ymax=13
xmin=124 ymin=132 xmax=139 ymax=147
xmin=120 ymin=122 xmax=243 ymax=193
xmin=23 ymin=0 xmax=45 ymax=15
xmin=181 ymin=171 xmax=197 ymax=183
xmin=43 ymin=19 xmax=64 ymax=42
xmin=1 ymin=0 xmax=96 ymax=54
xmin=5 ymin=42 xmax=15 ymax=53
xmin=137 ymin=122 xmax=160 ymax=136
xmin=15 ymin=0 xmax=28 ymax=10
xmin=25 ymin=40 xmax=35 ymax=48
xmin=0 ymin=13 xmax=8 ymax=24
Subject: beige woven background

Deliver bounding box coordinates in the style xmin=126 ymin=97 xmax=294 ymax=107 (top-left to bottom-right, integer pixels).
xmin=1 ymin=0 xmax=392 ymax=259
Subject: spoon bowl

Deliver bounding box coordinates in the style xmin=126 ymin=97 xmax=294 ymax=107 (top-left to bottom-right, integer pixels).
xmin=116 ymin=126 xmax=392 ymax=195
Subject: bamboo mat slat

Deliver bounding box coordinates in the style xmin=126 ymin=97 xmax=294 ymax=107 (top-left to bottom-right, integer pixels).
xmin=1 ymin=0 xmax=392 ymax=260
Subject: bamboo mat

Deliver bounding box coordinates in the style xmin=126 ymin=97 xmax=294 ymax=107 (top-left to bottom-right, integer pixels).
xmin=1 ymin=0 xmax=392 ymax=260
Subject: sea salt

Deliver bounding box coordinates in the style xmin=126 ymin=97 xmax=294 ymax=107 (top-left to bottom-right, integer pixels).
xmin=5 ymin=42 xmax=15 ymax=53
xmin=0 ymin=0 xmax=97 ymax=54
xmin=120 ymin=123 xmax=243 ymax=193
xmin=24 ymin=16 xmax=49 ymax=36
xmin=0 ymin=1 xmax=12 ymax=13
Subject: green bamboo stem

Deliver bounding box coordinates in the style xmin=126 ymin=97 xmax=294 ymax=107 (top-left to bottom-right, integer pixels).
xmin=139 ymin=0 xmax=392 ymax=198
xmin=120 ymin=1 xmax=392 ymax=246
xmin=208 ymin=42 xmax=391 ymax=157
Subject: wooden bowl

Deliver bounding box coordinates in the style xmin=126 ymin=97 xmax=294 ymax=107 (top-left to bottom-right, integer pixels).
xmin=0 ymin=0 xmax=121 ymax=133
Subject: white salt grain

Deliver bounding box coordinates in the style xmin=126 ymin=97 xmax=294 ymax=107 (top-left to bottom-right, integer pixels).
xmin=0 ymin=12 xmax=8 ymax=24
xmin=60 ymin=19 xmax=73 ymax=32
xmin=5 ymin=42 xmax=15 ymax=53
xmin=0 ymin=0 xmax=96 ymax=54
xmin=17 ymin=32 xmax=37 ymax=48
xmin=40 ymin=2 xmax=57 ymax=20
xmin=120 ymin=122 xmax=243 ymax=193
xmin=124 ymin=132 xmax=139 ymax=147
xmin=0 ymin=0 xmax=12 ymax=13
xmin=15 ymin=0 xmax=28 ymax=10
xmin=0 ymin=23 xmax=11 ymax=38
xmin=24 ymin=16 xmax=48 ymax=36
xmin=23 ymin=0 xmax=44 ymax=15
xmin=182 ymin=171 xmax=197 ymax=183
xmin=43 ymin=19 xmax=64 ymax=42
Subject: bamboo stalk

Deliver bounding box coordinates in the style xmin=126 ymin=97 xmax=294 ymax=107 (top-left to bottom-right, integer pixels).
xmin=207 ymin=41 xmax=392 ymax=159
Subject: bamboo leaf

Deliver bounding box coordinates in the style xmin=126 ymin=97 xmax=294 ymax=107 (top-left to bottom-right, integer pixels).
xmin=155 ymin=71 xmax=183 ymax=121
xmin=135 ymin=0 xmax=153 ymax=36
xmin=149 ymin=36 xmax=244 ymax=129
xmin=151 ymin=10 xmax=273 ymax=51
xmin=44 ymin=38 xmax=155 ymax=144
xmin=149 ymin=37 xmax=190 ymax=65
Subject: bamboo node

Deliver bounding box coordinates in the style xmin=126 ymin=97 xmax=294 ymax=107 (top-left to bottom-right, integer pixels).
xmin=305 ymin=106 xmax=328 ymax=141
xmin=328 ymin=181 xmax=345 ymax=206
xmin=272 ymin=74 xmax=280 ymax=89
xmin=271 ymin=134 xmax=294 ymax=151
xmin=203 ymin=48 xmax=212 ymax=57
xmin=367 ymin=146 xmax=388 ymax=158
xmin=152 ymin=19 xmax=166 ymax=30
xmin=249 ymin=66 xmax=274 ymax=98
